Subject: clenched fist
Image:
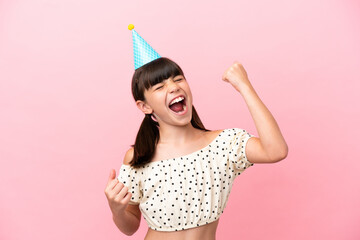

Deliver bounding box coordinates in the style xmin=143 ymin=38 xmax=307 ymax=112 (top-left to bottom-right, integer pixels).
xmin=222 ymin=61 xmax=253 ymax=93
xmin=104 ymin=169 xmax=132 ymax=216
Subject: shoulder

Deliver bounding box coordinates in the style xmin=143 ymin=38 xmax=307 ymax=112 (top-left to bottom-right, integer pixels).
xmin=203 ymin=129 xmax=226 ymax=142
xmin=214 ymin=128 xmax=254 ymax=141
xmin=225 ymin=128 xmax=251 ymax=135
xmin=207 ymin=128 xmax=232 ymax=136
xmin=123 ymin=147 xmax=134 ymax=165
xmin=209 ymin=129 xmax=226 ymax=136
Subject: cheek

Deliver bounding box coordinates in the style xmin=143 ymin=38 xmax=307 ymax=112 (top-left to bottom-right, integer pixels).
xmin=181 ymin=82 xmax=191 ymax=94
xmin=150 ymin=95 xmax=166 ymax=109
xmin=185 ymin=87 xmax=193 ymax=103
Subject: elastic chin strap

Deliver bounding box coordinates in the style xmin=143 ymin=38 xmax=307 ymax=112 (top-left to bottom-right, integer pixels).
xmin=151 ymin=112 xmax=159 ymax=122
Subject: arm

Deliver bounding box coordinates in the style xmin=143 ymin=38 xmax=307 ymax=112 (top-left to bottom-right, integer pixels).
xmin=105 ymin=148 xmax=142 ymax=236
xmin=222 ymin=62 xmax=288 ymax=163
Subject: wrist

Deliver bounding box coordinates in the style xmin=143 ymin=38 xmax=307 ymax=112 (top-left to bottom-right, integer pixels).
xmin=112 ymin=209 xmax=126 ymax=220
xmin=237 ymin=83 xmax=255 ymax=95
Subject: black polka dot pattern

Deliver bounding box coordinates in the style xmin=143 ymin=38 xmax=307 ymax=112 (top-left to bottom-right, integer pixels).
xmin=117 ymin=128 xmax=255 ymax=232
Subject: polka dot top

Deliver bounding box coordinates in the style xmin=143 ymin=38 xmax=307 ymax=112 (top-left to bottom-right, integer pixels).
xmin=117 ymin=128 xmax=255 ymax=232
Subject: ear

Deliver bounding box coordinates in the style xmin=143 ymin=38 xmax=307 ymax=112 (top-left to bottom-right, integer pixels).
xmin=136 ymin=100 xmax=153 ymax=114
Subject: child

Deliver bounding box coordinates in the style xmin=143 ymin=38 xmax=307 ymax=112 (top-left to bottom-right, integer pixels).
xmin=104 ymin=26 xmax=288 ymax=239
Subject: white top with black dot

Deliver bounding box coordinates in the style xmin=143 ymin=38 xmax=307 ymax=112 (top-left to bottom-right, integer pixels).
xmin=117 ymin=128 xmax=255 ymax=232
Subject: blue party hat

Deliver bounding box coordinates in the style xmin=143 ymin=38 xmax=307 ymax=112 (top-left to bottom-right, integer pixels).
xmin=128 ymin=24 xmax=161 ymax=70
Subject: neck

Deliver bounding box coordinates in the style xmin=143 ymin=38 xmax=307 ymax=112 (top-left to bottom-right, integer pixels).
xmin=158 ymin=123 xmax=202 ymax=145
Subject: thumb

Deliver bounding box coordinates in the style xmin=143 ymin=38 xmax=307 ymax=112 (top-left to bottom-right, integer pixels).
xmin=107 ymin=169 xmax=116 ymax=184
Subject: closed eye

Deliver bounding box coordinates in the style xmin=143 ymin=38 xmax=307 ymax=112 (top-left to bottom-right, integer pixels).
xmin=154 ymin=77 xmax=183 ymax=90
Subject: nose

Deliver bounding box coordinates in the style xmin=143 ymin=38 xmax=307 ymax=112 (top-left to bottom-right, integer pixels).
xmin=168 ymin=80 xmax=180 ymax=93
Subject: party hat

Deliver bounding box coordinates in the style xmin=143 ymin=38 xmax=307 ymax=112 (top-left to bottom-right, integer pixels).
xmin=128 ymin=24 xmax=161 ymax=69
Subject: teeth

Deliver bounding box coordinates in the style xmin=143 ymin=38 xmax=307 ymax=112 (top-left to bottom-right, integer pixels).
xmin=182 ymin=105 xmax=187 ymax=112
xmin=169 ymin=96 xmax=185 ymax=106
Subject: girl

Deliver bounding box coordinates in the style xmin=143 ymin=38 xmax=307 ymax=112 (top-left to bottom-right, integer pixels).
xmin=105 ymin=57 xmax=288 ymax=240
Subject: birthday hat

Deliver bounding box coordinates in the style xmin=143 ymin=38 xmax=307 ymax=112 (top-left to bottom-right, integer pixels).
xmin=128 ymin=24 xmax=161 ymax=70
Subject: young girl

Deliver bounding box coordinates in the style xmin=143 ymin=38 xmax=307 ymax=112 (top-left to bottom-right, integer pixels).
xmin=105 ymin=57 xmax=288 ymax=239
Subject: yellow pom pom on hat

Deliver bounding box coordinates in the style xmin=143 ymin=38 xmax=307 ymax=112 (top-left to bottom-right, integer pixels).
xmin=128 ymin=24 xmax=161 ymax=69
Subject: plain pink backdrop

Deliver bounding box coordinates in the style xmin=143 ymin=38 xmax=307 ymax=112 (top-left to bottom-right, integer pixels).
xmin=1 ymin=0 xmax=359 ymax=239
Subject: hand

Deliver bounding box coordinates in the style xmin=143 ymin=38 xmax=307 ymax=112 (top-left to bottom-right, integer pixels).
xmin=104 ymin=169 xmax=132 ymax=217
xmin=222 ymin=61 xmax=253 ymax=93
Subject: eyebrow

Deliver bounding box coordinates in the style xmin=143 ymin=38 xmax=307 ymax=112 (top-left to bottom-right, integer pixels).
xmin=150 ymin=76 xmax=182 ymax=91
xmin=155 ymin=76 xmax=182 ymax=85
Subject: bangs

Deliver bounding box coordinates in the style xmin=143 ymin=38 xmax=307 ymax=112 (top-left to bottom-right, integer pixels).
xmin=140 ymin=58 xmax=184 ymax=89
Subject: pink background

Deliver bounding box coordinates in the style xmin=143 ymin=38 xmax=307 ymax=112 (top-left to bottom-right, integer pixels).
xmin=1 ymin=0 xmax=359 ymax=239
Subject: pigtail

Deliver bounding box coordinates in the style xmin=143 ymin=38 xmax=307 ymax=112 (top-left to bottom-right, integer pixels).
xmin=130 ymin=114 xmax=159 ymax=167
xmin=191 ymin=106 xmax=208 ymax=131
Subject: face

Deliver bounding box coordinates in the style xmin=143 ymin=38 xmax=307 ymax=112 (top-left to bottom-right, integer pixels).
xmin=136 ymin=75 xmax=193 ymax=126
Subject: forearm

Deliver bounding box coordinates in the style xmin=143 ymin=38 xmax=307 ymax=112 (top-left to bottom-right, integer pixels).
xmin=112 ymin=210 xmax=140 ymax=236
xmin=239 ymin=85 xmax=288 ymax=161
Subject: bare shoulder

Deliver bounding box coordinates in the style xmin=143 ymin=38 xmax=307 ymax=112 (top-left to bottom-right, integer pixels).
xmin=206 ymin=129 xmax=225 ymax=139
xmin=123 ymin=147 xmax=134 ymax=165
xmin=201 ymin=129 xmax=224 ymax=144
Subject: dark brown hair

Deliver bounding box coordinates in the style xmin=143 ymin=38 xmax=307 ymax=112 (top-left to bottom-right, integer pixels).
xmin=130 ymin=57 xmax=209 ymax=168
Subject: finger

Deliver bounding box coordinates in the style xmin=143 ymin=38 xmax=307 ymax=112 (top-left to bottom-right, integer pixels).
xmin=121 ymin=192 xmax=132 ymax=204
xmin=106 ymin=178 xmax=121 ymax=192
xmin=222 ymin=71 xmax=228 ymax=81
xmin=109 ymin=181 xmax=124 ymax=195
xmin=115 ymin=185 xmax=129 ymax=201
xmin=107 ymin=169 xmax=116 ymax=185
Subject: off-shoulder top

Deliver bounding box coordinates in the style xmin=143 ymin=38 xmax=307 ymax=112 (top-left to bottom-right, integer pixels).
xmin=117 ymin=128 xmax=255 ymax=232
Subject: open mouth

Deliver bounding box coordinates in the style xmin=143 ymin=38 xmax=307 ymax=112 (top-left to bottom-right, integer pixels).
xmin=168 ymin=96 xmax=187 ymax=114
